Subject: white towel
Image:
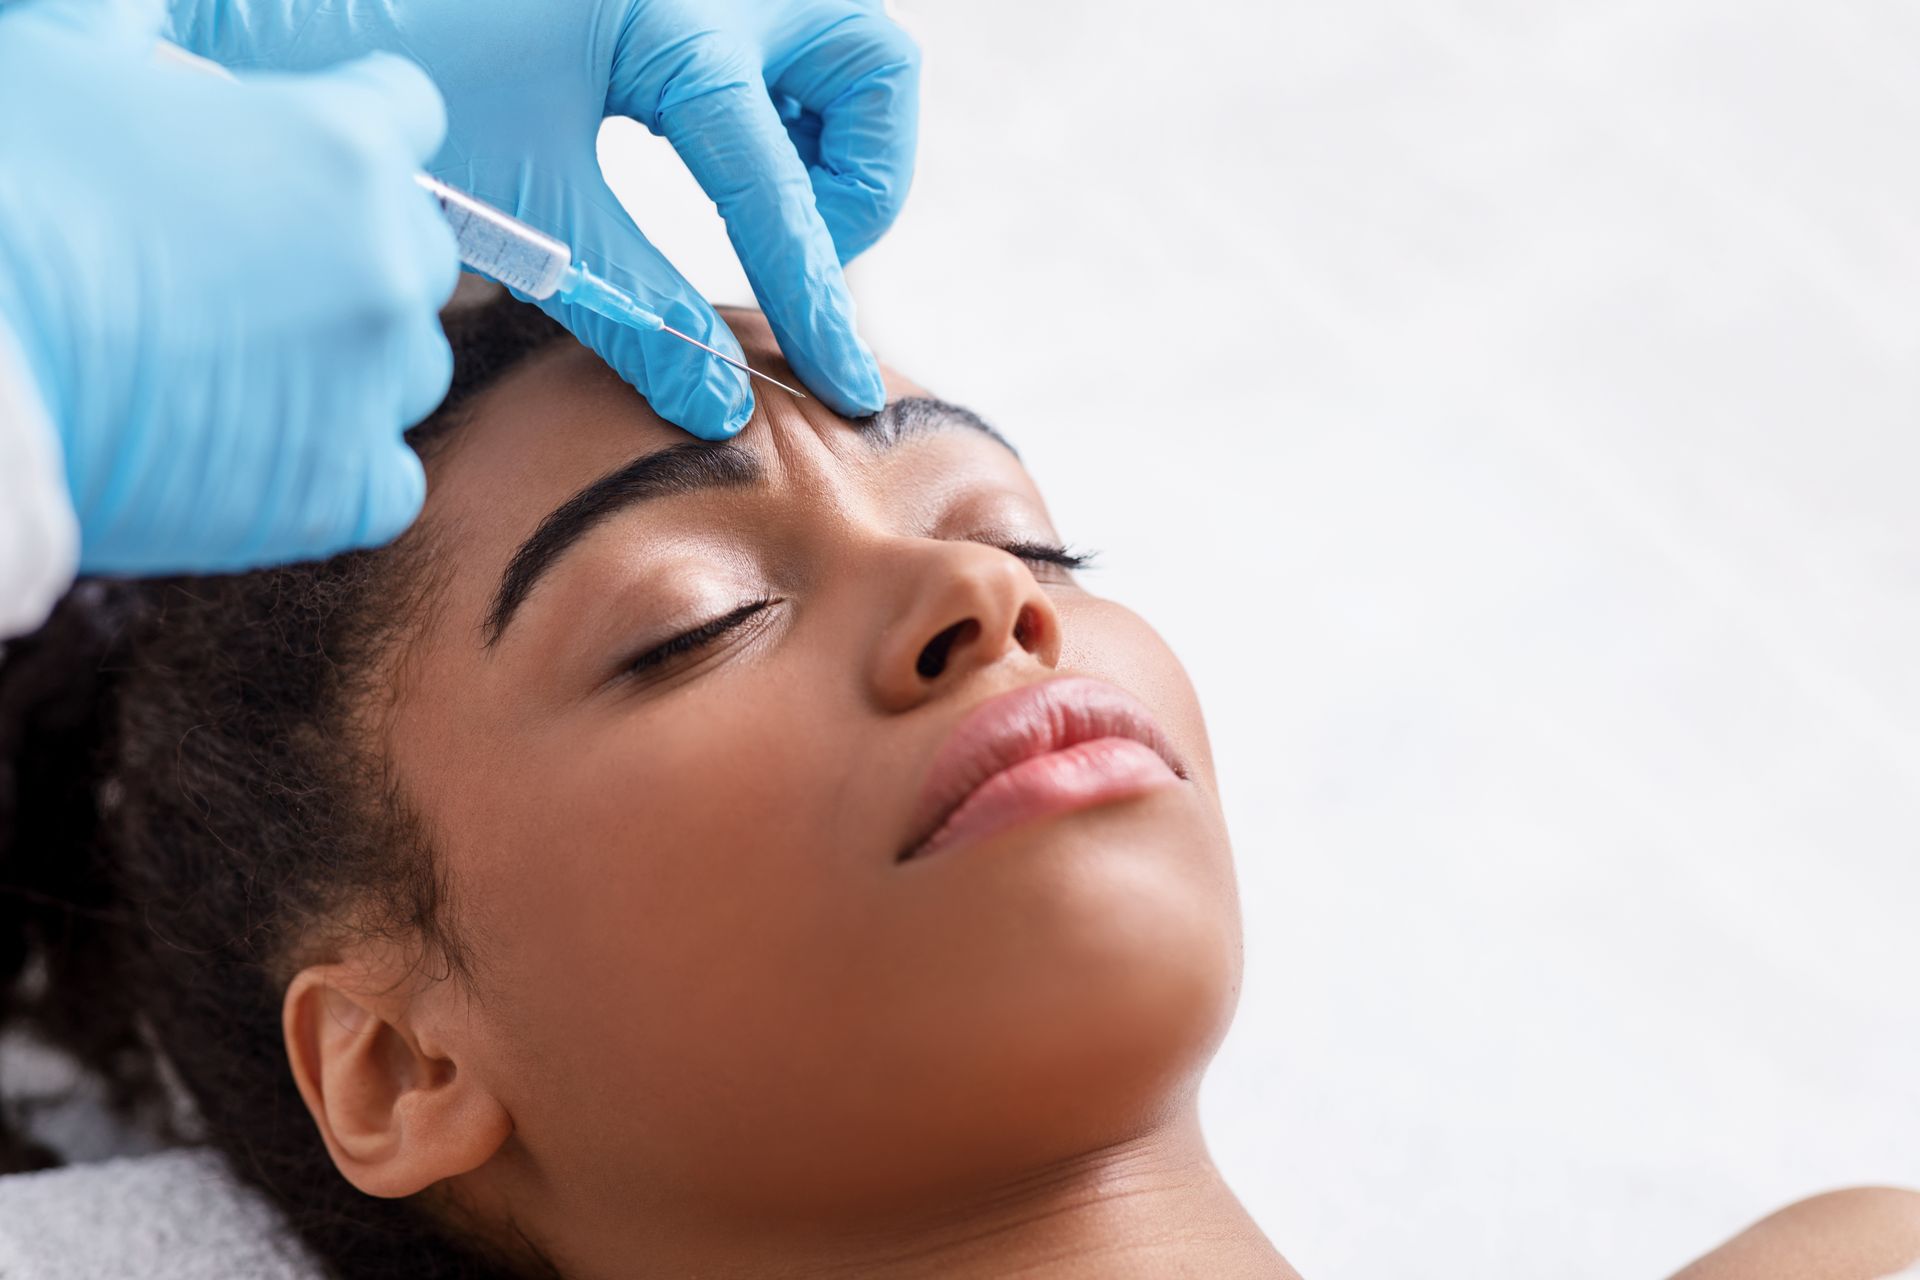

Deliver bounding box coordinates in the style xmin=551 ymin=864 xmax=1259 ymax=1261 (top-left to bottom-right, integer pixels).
xmin=0 ymin=1149 xmax=324 ymax=1280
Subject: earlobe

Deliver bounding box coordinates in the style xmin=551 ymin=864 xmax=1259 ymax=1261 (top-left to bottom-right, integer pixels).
xmin=283 ymin=963 xmax=512 ymax=1199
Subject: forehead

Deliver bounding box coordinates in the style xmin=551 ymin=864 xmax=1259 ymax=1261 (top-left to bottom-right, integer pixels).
xmin=438 ymin=313 xmax=873 ymax=516
xmin=409 ymin=311 xmax=1025 ymax=648
xmin=423 ymin=310 xmax=853 ymax=537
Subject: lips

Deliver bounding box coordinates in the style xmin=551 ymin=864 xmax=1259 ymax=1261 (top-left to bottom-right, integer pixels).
xmin=897 ymin=676 xmax=1188 ymax=863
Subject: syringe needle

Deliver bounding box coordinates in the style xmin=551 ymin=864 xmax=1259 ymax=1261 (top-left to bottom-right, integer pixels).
xmin=659 ymin=325 xmax=808 ymax=399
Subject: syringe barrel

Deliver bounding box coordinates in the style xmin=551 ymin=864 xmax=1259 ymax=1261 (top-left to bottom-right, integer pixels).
xmin=414 ymin=174 xmax=571 ymax=300
xmin=152 ymin=42 xmax=578 ymax=303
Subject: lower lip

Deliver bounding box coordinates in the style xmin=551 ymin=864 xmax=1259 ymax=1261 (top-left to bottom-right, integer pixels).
xmin=905 ymin=737 xmax=1181 ymax=863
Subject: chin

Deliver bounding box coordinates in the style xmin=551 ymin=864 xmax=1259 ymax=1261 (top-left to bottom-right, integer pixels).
xmin=656 ymin=796 xmax=1242 ymax=1217
xmin=873 ymin=794 xmax=1243 ymax=1183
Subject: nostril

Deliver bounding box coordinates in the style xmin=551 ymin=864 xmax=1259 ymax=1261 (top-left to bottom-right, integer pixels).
xmin=916 ymin=619 xmax=979 ymax=680
xmin=1012 ymin=604 xmax=1043 ymax=653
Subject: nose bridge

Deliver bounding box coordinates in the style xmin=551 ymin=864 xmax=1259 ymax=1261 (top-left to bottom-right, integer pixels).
xmin=868 ymin=538 xmax=1061 ymax=713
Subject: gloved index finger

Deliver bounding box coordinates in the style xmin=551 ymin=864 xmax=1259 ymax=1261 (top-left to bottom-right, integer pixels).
xmin=524 ymin=173 xmax=756 ymax=440
xmin=625 ymin=57 xmax=886 ymax=419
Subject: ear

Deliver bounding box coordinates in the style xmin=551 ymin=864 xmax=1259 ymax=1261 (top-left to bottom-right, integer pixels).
xmin=283 ymin=959 xmax=512 ymax=1198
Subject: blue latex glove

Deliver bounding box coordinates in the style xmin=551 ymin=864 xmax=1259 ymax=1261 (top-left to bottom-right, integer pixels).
xmin=0 ymin=0 xmax=459 ymax=574
xmin=164 ymin=0 xmax=921 ymax=438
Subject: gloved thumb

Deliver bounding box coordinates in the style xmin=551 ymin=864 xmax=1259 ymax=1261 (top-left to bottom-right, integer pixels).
xmin=9 ymin=0 xmax=167 ymax=45
xmin=283 ymin=50 xmax=449 ymax=168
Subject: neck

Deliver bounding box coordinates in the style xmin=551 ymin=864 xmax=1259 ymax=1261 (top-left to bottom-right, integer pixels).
xmin=819 ymin=1111 xmax=1297 ymax=1280
xmin=550 ymin=1108 xmax=1297 ymax=1280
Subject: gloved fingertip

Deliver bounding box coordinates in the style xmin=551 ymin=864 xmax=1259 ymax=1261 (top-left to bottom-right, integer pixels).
xmin=647 ymin=313 xmax=757 ymax=439
xmin=751 ymin=277 xmax=885 ymax=417
xmin=565 ymin=281 xmax=757 ymax=440
xmin=354 ymin=446 xmax=427 ymax=548
xmin=669 ymin=376 xmax=753 ymax=441
xmin=399 ymin=325 xmax=455 ymax=426
xmin=805 ymin=344 xmax=886 ymax=418
xmin=854 ymin=360 xmax=888 ymax=415
xmin=720 ymin=387 xmax=756 ymax=437
xmin=424 ymin=230 xmax=463 ymax=310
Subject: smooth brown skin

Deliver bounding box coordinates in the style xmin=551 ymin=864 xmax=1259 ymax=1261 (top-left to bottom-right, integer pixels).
xmin=1672 ymin=1189 xmax=1920 ymax=1280
xmin=281 ymin=311 xmax=1293 ymax=1278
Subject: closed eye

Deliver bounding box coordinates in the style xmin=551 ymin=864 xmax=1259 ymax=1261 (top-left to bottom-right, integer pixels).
xmin=994 ymin=540 xmax=1097 ymax=572
xmin=626 ymin=598 xmax=774 ymax=677
xmin=619 ymin=542 xmax=1088 ymax=680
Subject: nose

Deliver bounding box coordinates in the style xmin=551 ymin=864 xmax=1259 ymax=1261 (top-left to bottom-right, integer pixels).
xmin=869 ymin=541 xmax=1063 ymax=713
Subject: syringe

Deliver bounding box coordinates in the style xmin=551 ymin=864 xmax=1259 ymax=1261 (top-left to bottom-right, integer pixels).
xmin=413 ymin=175 xmax=802 ymax=398
xmin=154 ymin=39 xmax=800 ymax=398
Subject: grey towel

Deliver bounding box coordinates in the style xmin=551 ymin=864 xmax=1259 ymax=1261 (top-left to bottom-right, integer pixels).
xmin=0 ymin=1149 xmax=321 ymax=1280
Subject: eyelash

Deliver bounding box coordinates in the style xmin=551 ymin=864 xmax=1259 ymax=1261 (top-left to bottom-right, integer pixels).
xmin=627 ymin=598 xmax=774 ymax=676
xmin=624 ymin=540 xmax=1095 ymax=676
xmin=998 ymin=540 xmax=1097 ymax=572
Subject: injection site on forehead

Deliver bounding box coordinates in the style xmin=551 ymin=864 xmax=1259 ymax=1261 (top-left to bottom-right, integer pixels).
xmin=482 ymin=396 xmax=1018 ymax=647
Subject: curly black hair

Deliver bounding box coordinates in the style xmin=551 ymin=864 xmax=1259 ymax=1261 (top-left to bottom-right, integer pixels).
xmin=0 ymin=289 xmax=573 ymax=1278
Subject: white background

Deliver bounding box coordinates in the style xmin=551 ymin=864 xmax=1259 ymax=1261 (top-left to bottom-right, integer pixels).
xmin=604 ymin=4 xmax=1920 ymax=1277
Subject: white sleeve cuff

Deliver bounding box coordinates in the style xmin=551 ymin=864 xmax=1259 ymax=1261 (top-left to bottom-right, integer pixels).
xmin=0 ymin=313 xmax=78 ymax=639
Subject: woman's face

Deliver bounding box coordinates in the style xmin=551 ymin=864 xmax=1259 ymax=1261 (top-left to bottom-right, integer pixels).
xmin=368 ymin=311 xmax=1240 ymax=1246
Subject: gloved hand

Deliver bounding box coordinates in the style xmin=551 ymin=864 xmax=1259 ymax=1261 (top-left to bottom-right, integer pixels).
xmin=164 ymin=0 xmax=921 ymax=438
xmin=0 ymin=0 xmax=459 ymax=574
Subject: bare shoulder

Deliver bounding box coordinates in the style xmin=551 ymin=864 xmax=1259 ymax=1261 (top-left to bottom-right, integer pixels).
xmin=1670 ymin=1188 xmax=1920 ymax=1280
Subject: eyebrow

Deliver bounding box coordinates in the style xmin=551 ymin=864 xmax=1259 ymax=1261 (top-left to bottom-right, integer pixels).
xmin=859 ymin=395 xmax=1016 ymax=457
xmin=481 ymin=396 xmax=1009 ymax=647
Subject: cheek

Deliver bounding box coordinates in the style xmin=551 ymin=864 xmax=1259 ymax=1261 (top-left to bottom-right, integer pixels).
xmin=441 ymin=664 xmax=875 ymax=1117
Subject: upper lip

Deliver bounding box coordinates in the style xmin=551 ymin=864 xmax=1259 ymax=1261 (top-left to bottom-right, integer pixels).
xmin=897 ymin=676 xmax=1187 ymax=862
